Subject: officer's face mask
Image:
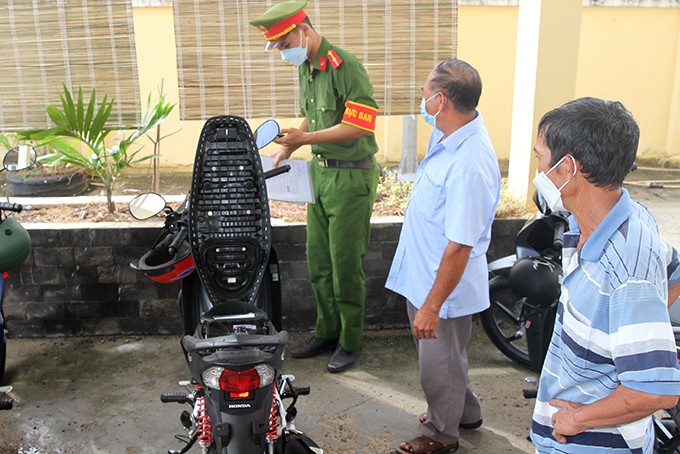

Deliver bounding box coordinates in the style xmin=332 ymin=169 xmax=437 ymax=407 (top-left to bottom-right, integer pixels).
xmin=532 ymin=154 xmax=577 ymax=213
xmin=420 ymin=92 xmax=442 ymax=128
xmin=280 ymin=30 xmax=308 ymax=67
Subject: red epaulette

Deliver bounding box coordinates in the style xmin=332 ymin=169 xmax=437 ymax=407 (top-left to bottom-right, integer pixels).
xmin=327 ymin=50 xmax=343 ymax=69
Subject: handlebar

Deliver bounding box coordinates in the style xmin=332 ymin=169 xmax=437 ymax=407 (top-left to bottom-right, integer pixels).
xmin=523 ymin=389 xmax=538 ymax=399
xmin=0 ymin=202 xmax=23 ymax=213
xmin=263 ymin=164 xmax=291 ymax=180
xmin=167 ymin=226 xmax=188 ymax=256
xmin=553 ymin=219 xmax=567 ymax=251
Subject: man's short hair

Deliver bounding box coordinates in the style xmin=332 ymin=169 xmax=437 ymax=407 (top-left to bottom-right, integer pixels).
xmin=538 ymin=97 xmax=640 ymax=189
xmin=428 ymin=59 xmax=482 ymax=115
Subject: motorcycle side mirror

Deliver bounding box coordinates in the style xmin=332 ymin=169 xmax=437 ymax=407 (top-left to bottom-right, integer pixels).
xmin=253 ymin=119 xmax=280 ymax=149
xmin=129 ymin=193 xmax=167 ymax=220
xmin=2 ymin=145 xmax=37 ymax=172
xmin=533 ymin=190 xmax=551 ymax=215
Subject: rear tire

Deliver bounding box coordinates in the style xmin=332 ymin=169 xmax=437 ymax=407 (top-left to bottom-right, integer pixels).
xmin=5 ymin=169 xmax=88 ymax=197
xmin=480 ymin=276 xmax=532 ymax=370
xmin=656 ymin=421 xmax=680 ymax=453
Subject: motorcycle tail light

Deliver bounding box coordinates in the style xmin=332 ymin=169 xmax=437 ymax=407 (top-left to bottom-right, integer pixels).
xmin=202 ymin=364 xmax=275 ymax=392
xmin=230 ymin=391 xmax=251 ymax=398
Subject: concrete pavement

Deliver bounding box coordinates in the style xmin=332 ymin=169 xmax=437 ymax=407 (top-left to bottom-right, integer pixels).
xmin=0 ymin=327 xmax=536 ymax=454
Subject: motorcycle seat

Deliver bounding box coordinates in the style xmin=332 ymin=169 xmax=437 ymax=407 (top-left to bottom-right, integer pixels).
xmin=189 ymin=116 xmax=272 ymax=307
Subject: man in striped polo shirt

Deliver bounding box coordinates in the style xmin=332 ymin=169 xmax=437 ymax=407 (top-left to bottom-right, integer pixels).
xmin=530 ymin=97 xmax=680 ymax=453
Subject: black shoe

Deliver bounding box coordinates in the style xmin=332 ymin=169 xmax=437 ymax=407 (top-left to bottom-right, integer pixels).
xmin=327 ymin=345 xmax=361 ymax=373
xmin=459 ymin=418 xmax=483 ymax=430
xmin=290 ymin=337 xmax=338 ymax=359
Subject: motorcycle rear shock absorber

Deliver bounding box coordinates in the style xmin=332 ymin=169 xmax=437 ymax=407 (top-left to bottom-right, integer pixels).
xmin=266 ymin=386 xmax=280 ymax=442
xmin=194 ymin=385 xmax=213 ymax=448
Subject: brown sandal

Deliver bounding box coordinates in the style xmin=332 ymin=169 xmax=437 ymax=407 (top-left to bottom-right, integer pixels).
xmin=395 ymin=434 xmax=459 ymax=454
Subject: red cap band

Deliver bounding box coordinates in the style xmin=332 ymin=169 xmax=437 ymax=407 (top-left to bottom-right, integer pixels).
xmin=264 ymin=10 xmax=307 ymax=41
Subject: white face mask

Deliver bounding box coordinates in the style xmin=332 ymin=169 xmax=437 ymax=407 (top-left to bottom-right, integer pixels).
xmin=532 ymin=154 xmax=576 ymax=213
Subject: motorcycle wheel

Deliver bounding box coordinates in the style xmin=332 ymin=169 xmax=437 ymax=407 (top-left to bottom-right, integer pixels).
xmin=480 ymin=276 xmax=532 ymax=370
xmin=656 ymin=429 xmax=680 ymax=453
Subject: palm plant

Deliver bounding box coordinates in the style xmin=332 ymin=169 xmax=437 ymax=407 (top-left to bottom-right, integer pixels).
xmin=20 ymin=84 xmax=175 ymax=213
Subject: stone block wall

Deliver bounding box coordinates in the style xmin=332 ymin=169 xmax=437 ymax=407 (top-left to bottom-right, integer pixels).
xmin=4 ymin=219 xmax=524 ymax=338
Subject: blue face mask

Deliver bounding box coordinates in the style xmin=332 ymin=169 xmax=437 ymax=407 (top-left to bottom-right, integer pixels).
xmin=420 ymin=92 xmax=441 ymax=128
xmin=280 ymin=32 xmax=308 ymax=67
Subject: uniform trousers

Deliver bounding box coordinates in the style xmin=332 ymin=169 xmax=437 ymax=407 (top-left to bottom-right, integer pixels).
xmin=306 ymin=158 xmax=379 ymax=352
xmin=407 ymin=301 xmax=482 ymax=446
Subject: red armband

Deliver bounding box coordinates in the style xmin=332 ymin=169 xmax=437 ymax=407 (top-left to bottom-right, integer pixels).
xmin=342 ymin=101 xmax=377 ymax=132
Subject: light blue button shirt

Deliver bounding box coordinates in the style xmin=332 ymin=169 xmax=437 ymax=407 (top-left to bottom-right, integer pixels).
xmin=385 ymin=113 xmax=501 ymax=318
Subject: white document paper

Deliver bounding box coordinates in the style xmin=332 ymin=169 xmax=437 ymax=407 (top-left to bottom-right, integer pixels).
xmin=260 ymin=155 xmax=315 ymax=204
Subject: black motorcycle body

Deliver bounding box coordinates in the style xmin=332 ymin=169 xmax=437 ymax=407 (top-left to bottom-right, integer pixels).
xmin=480 ymin=193 xmax=568 ymax=373
xmin=131 ymin=117 xmax=321 ymax=454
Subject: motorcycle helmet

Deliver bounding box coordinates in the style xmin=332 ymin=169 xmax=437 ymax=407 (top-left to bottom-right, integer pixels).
xmin=0 ymin=217 xmax=31 ymax=273
xmin=509 ymin=256 xmax=562 ymax=308
xmin=135 ymin=231 xmax=195 ymax=283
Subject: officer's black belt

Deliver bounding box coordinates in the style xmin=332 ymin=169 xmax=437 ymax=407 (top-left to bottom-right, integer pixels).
xmin=317 ymin=156 xmax=374 ymax=170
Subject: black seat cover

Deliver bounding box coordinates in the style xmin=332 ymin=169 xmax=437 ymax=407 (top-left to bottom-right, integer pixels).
xmin=189 ymin=116 xmax=272 ymax=306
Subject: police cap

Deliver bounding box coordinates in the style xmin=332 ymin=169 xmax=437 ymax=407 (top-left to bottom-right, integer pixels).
xmin=249 ymin=0 xmax=308 ymax=43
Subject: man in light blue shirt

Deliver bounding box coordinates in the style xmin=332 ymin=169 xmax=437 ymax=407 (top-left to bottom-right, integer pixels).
xmin=386 ymin=59 xmax=501 ymax=454
xmin=529 ymin=97 xmax=680 ymax=453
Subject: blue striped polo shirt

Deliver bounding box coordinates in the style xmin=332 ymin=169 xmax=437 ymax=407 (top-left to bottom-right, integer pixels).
xmin=531 ymin=189 xmax=680 ymax=453
xmin=663 ymin=238 xmax=680 ymax=285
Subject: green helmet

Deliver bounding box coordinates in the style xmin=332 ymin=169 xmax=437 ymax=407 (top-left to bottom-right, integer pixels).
xmin=0 ymin=217 xmax=31 ymax=273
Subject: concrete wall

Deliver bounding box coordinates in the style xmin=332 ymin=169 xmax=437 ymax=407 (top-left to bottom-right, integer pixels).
xmin=3 ymin=219 xmax=524 ymax=338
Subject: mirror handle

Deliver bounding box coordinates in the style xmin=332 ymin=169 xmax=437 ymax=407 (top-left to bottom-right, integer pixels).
xmin=264 ymin=165 xmax=291 ymax=180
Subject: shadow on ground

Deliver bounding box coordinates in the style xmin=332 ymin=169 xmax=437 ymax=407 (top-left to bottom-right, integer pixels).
xmin=0 ymin=325 xmax=536 ymax=454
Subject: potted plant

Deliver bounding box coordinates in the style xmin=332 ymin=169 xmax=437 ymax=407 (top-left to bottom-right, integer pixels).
xmin=20 ymin=84 xmax=175 ymax=213
xmin=1 ymin=134 xmax=85 ymax=197
xmin=4 ymin=160 xmax=89 ymax=197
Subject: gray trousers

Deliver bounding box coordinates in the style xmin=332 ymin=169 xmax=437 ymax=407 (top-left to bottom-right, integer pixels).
xmin=407 ymin=301 xmax=482 ymax=446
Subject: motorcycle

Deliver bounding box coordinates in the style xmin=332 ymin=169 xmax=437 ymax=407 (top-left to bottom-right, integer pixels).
xmin=0 ymin=145 xmax=37 ymax=387
xmin=480 ymin=191 xmax=567 ymax=373
xmin=129 ymin=117 xmax=322 ymax=454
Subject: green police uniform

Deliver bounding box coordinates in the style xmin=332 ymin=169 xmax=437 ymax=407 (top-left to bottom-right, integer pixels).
xmin=301 ymin=38 xmax=380 ymax=352
xmin=250 ymin=2 xmax=380 ymax=352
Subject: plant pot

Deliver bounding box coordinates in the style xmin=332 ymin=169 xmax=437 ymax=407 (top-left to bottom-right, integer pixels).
xmin=5 ymin=169 xmax=89 ymax=197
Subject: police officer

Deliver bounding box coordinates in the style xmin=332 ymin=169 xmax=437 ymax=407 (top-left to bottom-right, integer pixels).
xmin=250 ymin=1 xmax=380 ymax=373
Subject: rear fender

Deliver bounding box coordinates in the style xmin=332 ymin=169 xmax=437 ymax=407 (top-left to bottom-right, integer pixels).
xmin=204 ymin=383 xmax=274 ymax=452
xmin=488 ymin=255 xmax=516 ymax=278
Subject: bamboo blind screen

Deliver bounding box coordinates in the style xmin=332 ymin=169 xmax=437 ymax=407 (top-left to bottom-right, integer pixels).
xmin=173 ymin=0 xmax=457 ymax=120
xmin=0 ymin=0 xmax=141 ymax=132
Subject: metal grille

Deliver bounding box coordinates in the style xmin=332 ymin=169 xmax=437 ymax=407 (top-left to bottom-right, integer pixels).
xmin=173 ymin=0 xmax=457 ymax=120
